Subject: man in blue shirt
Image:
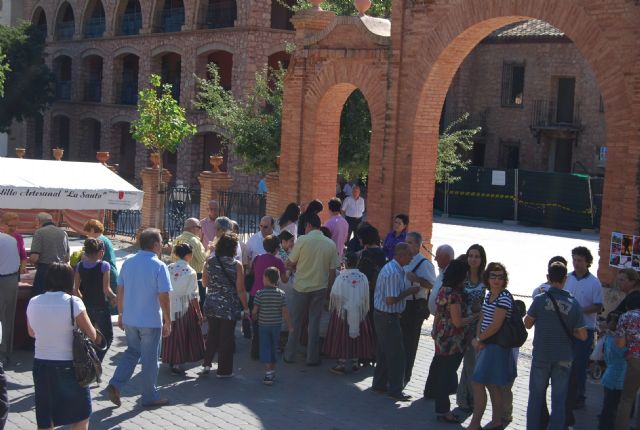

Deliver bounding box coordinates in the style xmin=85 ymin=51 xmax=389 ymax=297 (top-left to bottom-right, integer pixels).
xmin=371 ymin=242 xmax=418 ymax=402
xmin=106 ymin=228 xmax=172 ymax=408
xmin=525 ymin=262 xmax=587 ymax=430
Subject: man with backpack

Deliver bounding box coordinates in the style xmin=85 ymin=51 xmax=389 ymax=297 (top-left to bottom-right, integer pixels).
xmin=401 ymin=232 xmax=436 ymax=386
xmin=525 ymin=262 xmax=587 ymax=430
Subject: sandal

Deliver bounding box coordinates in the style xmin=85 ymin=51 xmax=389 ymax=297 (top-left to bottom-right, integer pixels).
xmin=436 ymin=413 xmax=462 ymax=424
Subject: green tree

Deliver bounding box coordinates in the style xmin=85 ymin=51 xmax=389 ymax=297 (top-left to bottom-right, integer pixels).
xmin=0 ymin=49 xmax=9 ymax=98
xmin=437 ymin=113 xmax=480 ymax=183
xmin=132 ymin=74 xmax=197 ymax=230
xmin=290 ymin=0 xmax=391 ymax=17
xmin=338 ymin=89 xmax=371 ymax=180
xmin=0 ymin=23 xmax=53 ymax=132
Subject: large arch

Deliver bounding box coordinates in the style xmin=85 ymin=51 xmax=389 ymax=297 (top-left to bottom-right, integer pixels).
xmin=32 ymin=6 xmax=48 ymax=38
xmin=81 ymin=0 xmax=106 ymax=38
xmin=54 ymin=1 xmax=75 ymax=41
xmin=281 ymin=0 xmax=639 ymax=282
xmin=398 ymin=0 xmax=637 ymax=282
xmin=114 ymin=0 xmax=144 ymax=35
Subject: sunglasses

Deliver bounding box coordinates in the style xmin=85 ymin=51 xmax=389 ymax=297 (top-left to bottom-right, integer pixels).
xmin=489 ymin=273 xmax=505 ymax=280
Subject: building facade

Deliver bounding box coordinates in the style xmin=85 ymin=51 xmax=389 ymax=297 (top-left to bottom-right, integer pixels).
xmin=21 ymin=0 xmax=294 ymax=189
xmin=444 ymin=20 xmax=606 ymax=176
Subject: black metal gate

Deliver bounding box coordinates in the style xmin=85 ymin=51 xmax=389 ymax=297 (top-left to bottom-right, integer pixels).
xmin=218 ymin=191 xmax=266 ymax=236
xmin=165 ymin=186 xmax=201 ymax=239
xmin=103 ymin=209 xmax=141 ymax=239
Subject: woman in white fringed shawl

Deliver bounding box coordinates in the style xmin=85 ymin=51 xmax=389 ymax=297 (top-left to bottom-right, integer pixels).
xmin=323 ymin=252 xmax=376 ymax=374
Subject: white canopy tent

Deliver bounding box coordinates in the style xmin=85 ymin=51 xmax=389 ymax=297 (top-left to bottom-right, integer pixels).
xmin=0 ymin=158 xmax=143 ymax=210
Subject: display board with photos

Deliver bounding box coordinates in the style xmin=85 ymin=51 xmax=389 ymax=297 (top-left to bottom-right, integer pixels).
xmin=610 ymin=232 xmax=640 ymax=269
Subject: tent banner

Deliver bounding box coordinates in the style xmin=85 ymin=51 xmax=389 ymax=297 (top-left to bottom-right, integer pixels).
xmin=0 ymin=187 xmax=142 ymax=210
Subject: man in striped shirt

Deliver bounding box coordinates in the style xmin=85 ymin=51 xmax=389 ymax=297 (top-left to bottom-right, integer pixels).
xmin=371 ymin=243 xmax=419 ymax=401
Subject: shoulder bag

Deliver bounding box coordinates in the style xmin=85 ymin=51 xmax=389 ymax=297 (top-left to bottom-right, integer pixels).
xmin=545 ymin=291 xmax=574 ymax=341
xmin=69 ymin=299 xmax=105 ymax=387
xmin=203 ymin=255 xmax=243 ymax=320
xmin=484 ymin=291 xmax=528 ymax=348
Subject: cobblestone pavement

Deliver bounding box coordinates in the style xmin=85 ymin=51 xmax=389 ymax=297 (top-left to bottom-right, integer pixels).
xmin=6 ymin=324 xmax=601 ymax=429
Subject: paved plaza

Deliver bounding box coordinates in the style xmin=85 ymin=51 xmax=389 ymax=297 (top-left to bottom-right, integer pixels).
xmin=7 ymin=218 xmax=605 ymax=429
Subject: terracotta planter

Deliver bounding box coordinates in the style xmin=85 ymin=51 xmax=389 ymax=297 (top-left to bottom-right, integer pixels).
xmin=355 ymin=0 xmax=371 ymax=16
xmin=150 ymin=152 xmax=161 ymax=169
xmin=210 ymin=155 xmax=224 ymax=173
xmin=96 ymin=151 xmax=110 ymax=164
xmin=310 ymin=0 xmax=322 ymax=10
xmin=275 ymin=155 xmax=281 ymax=170
xmin=52 ymin=148 xmax=64 ymax=161
xmin=15 ymin=148 xmax=26 ymax=159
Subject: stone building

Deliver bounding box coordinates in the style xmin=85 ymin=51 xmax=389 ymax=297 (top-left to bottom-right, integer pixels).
xmin=18 ymin=0 xmax=295 ymax=189
xmin=444 ymin=20 xmax=606 ymax=176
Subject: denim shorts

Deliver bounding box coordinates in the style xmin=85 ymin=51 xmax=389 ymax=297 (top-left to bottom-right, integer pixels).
xmin=33 ymin=359 xmax=91 ymax=428
xmin=259 ymin=325 xmax=281 ymax=364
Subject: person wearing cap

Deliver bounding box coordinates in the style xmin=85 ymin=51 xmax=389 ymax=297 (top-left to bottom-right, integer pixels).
xmin=173 ymin=218 xmax=207 ymax=308
xmin=29 ymin=213 xmax=70 ymax=296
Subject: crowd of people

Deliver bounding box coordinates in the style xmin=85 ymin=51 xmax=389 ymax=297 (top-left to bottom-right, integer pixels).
xmin=0 ymin=185 xmax=639 ymax=429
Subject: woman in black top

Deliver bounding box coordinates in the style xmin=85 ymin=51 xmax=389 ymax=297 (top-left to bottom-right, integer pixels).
xmin=297 ymin=199 xmax=323 ymax=237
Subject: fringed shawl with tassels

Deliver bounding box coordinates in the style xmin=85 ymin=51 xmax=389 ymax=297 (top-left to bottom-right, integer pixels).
xmin=329 ymin=269 xmax=370 ymax=338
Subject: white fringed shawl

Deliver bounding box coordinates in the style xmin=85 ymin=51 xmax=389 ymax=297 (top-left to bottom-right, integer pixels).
xmin=168 ymin=260 xmax=199 ymax=321
xmin=329 ymin=269 xmax=370 ymax=338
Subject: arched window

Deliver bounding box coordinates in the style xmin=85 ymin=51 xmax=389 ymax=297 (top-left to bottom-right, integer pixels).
xmin=55 ymin=2 xmax=76 ymax=40
xmin=84 ymin=0 xmax=106 ymax=38
xmin=53 ymin=56 xmax=73 ymax=100
xmin=32 ymin=7 xmax=48 ymax=38
xmin=158 ymin=0 xmax=185 ymax=33
xmin=114 ymin=54 xmax=139 ymax=105
xmin=159 ymin=53 xmax=182 ymax=101
xmin=82 ymin=56 xmax=103 ymax=102
xmin=204 ymin=0 xmax=236 ymax=29
xmin=270 ymin=0 xmax=294 ymax=31
xmin=119 ymin=0 xmax=143 ymax=35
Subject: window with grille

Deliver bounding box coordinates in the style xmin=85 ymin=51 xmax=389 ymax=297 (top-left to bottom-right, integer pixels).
xmin=501 ymin=62 xmax=525 ymax=107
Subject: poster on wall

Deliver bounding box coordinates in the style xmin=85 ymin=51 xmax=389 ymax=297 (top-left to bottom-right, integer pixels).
xmin=610 ymin=231 xmax=640 ymax=270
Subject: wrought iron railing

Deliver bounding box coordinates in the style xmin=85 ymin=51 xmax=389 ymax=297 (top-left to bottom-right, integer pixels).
xmin=218 ymin=191 xmax=266 ymax=237
xmin=205 ymin=2 xmax=236 ymax=29
xmin=83 ymin=80 xmax=102 ymax=102
xmin=55 ymin=81 xmax=72 ymax=100
xmin=121 ymin=13 xmax=142 ymax=35
xmin=84 ymin=16 xmax=105 ymax=38
xmin=103 ymin=209 xmax=141 ymax=239
xmin=160 ymin=8 xmax=185 ymax=33
xmin=531 ymin=99 xmax=582 ymax=130
xmin=165 ymin=186 xmax=201 ymax=240
xmin=56 ymin=22 xmax=75 ymax=40
xmin=117 ymin=81 xmax=138 ymax=105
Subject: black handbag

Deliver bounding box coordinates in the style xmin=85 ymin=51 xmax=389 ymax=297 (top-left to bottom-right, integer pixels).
xmin=70 ymin=299 xmax=105 ymax=387
xmin=484 ymin=293 xmax=528 ymax=348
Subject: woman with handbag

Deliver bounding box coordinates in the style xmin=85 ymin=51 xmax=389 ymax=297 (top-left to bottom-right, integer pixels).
xmin=466 ymin=262 xmax=517 ymax=430
xmin=27 ymin=262 xmax=102 ymax=430
xmin=200 ymin=232 xmax=249 ymax=377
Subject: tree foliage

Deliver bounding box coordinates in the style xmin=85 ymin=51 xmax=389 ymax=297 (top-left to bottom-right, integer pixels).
xmin=0 ymin=23 xmax=53 ymax=132
xmin=290 ymin=0 xmax=391 ymax=17
xmin=195 ymin=64 xmax=284 ymax=174
xmin=338 ymin=90 xmax=371 ymax=180
xmin=437 ymin=113 xmax=480 ymax=183
xmin=0 ymin=49 xmax=9 ymax=98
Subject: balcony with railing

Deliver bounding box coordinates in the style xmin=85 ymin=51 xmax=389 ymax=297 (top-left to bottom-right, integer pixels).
xmin=83 ymin=80 xmax=102 ymax=102
xmin=84 ymin=16 xmax=105 ymax=38
xmin=531 ymin=99 xmax=582 ymax=133
xmin=205 ymin=2 xmax=236 ymax=29
xmin=117 ymin=81 xmax=138 ymax=105
xmin=160 ymin=8 xmax=185 ymax=33
xmin=55 ymin=81 xmax=72 ymax=100
xmin=121 ymin=13 xmax=142 ymax=35
xmin=56 ymin=22 xmax=75 ymax=40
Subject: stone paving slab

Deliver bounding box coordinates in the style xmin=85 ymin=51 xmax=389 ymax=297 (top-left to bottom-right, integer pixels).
xmin=6 ymin=324 xmax=601 ymax=429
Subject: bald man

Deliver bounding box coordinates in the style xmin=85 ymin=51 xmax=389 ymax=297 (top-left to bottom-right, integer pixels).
xmin=173 ymin=218 xmax=206 ymax=307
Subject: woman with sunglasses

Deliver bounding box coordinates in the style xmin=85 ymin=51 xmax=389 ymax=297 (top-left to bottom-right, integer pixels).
xmin=466 ymin=262 xmax=517 ymax=430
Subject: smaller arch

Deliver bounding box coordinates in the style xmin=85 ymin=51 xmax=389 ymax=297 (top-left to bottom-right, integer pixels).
xmin=54 ymin=1 xmax=76 ymax=41
xmin=196 ymin=41 xmax=235 ymax=56
xmin=79 ymin=113 xmax=102 ymax=122
xmin=271 ymin=0 xmax=294 ymax=31
xmin=114 ymin=0 xmax=143 ymax=36
xmin=154 ymin=0 xmax=185 ymax=33
xmin=113 ymin=45 xmax=142 ymax=58
xmin=197 ymin=50 xmax=233 ymax=90
xmin=113 ymin=54 xmax=139 ymax=105
xmin=31 ymin=6 xmax=48 ymax=39
xmin=52 ymin=55 xmax=73 ymax=101
xmin=82 ymin=0 xmax=106 ymax=38
xmin=80 ymin=47 xmax=107 ymax=59
xmin=51 ymin=48 xmax=77 ymax=59
xmin=79 ymin=117 xmax=103 ymax=161
xmin=200 ymin=0 xmax=236 ymax=29
xmin=81 ymin=55 xmax=104 ymax=102
xmin=151 ymin=44 xmax=183 ymax=57
xmin=110 ymin=114 xmax=136 ymax=125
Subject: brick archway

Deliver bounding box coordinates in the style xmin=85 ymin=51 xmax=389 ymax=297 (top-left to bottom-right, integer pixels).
xmin=281 ymin=2 xmax=639 ymax=281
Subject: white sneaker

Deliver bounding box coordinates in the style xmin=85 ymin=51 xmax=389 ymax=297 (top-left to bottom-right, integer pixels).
xmin=198 ymin=366 xmax=211 ymax=375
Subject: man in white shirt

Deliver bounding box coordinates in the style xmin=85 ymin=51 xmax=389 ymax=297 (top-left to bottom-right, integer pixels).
xmin=427 ymin=244 xmax=455 ymax=315
xmin=0 ymin=230 xmax=20 ymax=364
xmin=246 ymin=216 xmax=275 ymax=267
xmin=563 ymin=246 xmax=603 ymax=408
xmin=402 ymin=232 xmax=436 ymax=386
xmin=341 ymin=185 xmax=365 ymax=241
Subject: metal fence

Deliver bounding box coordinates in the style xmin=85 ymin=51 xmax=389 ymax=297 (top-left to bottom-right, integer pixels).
xmin=434 ymin=166 xmax=602 ymax=230
xmin=164 ymin=186 xmax=201 ymax=240
xmin=103 ymin=209 xmax=141 ymax=239
xmin=218 ymin=191 xmax=266 ymax=237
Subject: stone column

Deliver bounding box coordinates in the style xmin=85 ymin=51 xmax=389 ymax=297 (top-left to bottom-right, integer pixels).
xmin=198 ymin=157 xmax=233 ymax=220
xmin=140 ymin=164 xmax=173 ymax=230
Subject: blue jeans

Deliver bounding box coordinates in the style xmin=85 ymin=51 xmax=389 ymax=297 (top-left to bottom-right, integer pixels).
xmin=527 ymin=359 xmax=572 ymax=430
xmin=572 ymin=329 xmax=594 ymax=400
xmin=109 ymin=325 xmax=162 ymax=405
xmin=259 ymin=324 xmax=281 ymax=364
